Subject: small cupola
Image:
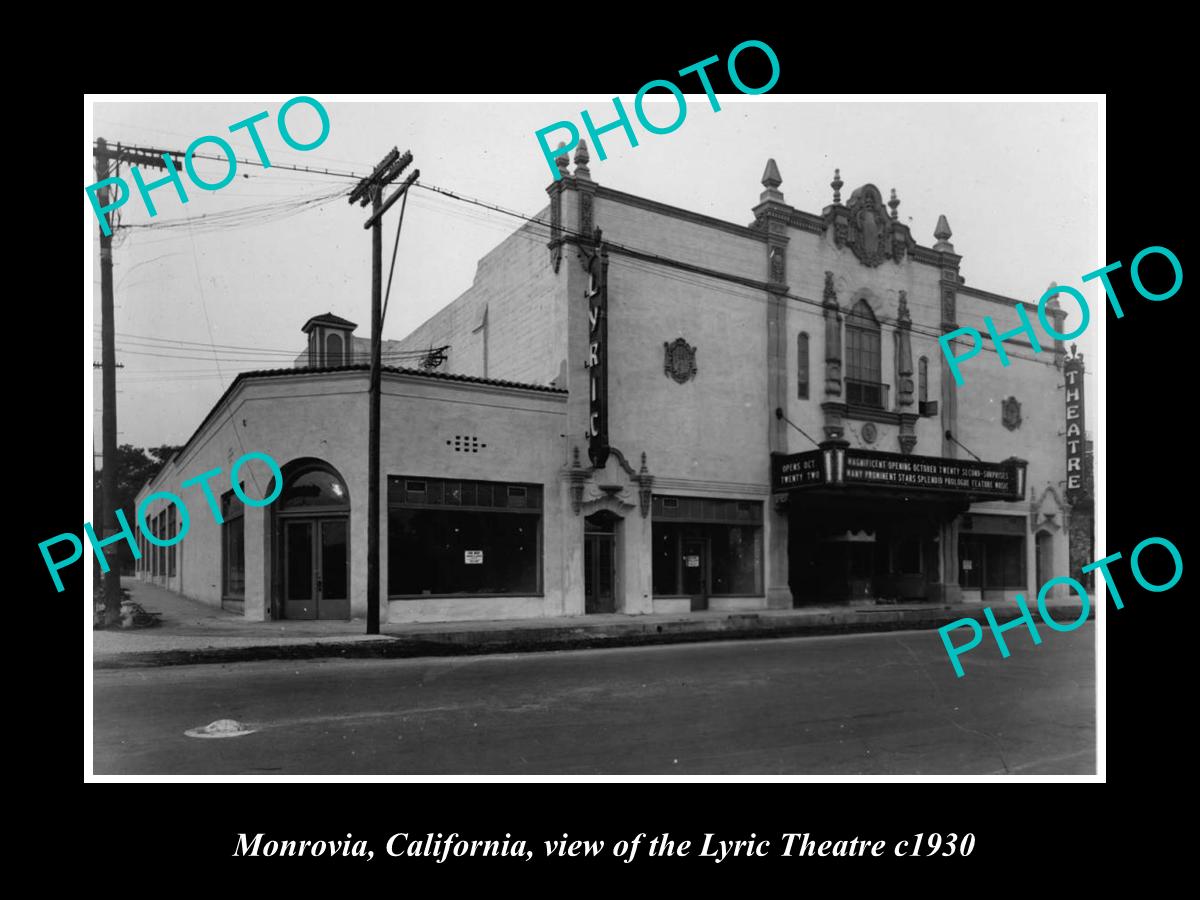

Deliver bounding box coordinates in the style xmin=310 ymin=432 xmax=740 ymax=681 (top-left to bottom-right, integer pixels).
xmin=301 ymin=312 xmax=358 ymax=367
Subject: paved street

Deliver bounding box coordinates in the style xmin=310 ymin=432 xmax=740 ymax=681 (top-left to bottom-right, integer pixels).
xmin=92 ymin=624 xmax=1095 ymax=775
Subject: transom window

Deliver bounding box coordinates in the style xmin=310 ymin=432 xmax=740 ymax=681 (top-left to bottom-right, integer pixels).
xmin=279 ymin=469 xmax=350 ymax=510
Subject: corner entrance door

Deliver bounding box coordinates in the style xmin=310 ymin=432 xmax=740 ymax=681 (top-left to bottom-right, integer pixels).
xmin=682 ymin=537 xmax=707 ymax=611
xmin=283 ymin=517 xmax=350 ymax=620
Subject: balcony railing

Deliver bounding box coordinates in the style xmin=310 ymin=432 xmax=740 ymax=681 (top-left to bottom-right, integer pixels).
xmin=845 ymin=378 xmax=889 ymax=410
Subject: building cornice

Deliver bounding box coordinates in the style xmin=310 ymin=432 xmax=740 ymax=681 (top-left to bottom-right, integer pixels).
xmin=957 ymin=284 xmax=1041 ymax=312
xmin=162 ymin=365 xmax=566 ymax=496
xmin=592 ymin=184 xmax=767 ymax=242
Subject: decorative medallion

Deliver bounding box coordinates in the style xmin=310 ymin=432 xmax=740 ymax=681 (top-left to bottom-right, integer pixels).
xmin=663 ymin=338 xmax=697 ymax=384
xmin=843 ymin=185 xmax=891 ymax=267
xmin=1002 ymin=396 xmax=1022 ymax=431
xmin=861 ymin=422 xmax=878 ymax=444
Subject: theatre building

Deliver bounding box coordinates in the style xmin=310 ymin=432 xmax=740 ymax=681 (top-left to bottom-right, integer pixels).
xmin=135 ymin=146 xmax=1075 ymax=622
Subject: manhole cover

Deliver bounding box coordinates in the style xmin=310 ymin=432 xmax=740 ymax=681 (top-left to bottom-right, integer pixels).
xmin=185 ymin=719 xmax=257 ymax=739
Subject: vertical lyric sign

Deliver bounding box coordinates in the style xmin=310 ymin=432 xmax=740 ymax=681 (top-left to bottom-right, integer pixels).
xmin=1064 ymin=345 xmax=1086 ymax=500
xmin=583 ymin=231 xmax=610 ymax=468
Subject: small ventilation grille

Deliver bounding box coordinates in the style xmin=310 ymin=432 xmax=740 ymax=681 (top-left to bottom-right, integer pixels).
xmin=446 ymin=435 xmax=487 ymax=453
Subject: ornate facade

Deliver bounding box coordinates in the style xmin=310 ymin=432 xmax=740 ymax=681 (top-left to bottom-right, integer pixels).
xmin=135 ymin=148 xmax=1078 ymax=623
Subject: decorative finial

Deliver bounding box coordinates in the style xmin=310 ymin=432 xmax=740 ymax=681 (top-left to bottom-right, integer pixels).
xmin=573 ymin=139 xmax=591 ymax=179
xmin=831 ymin=168 xmax=843 ymax=205
xmin=572 ymin=445 xmax=581 ymax=467
xmin=888 ymin=188 xmax=900 ymax=221
xmin=1045 ymin=281 xmax=1061 ymax=308
xmin=823 ymin=271 xmax=836 ymax=303
xmin=639 ymin=451 xmax=648 ymax=475
xmin=759 ymin=158 xmax=784 ymax=203
xmin=898 ymin=290 xmax=910 ymax=322
xmin=762 ymin=158 xmax=782 ymax=190
xmin=933 ymin=214 xmax=954 ymax=252
xmin=554 ymin=142 xmax=569 ymax=177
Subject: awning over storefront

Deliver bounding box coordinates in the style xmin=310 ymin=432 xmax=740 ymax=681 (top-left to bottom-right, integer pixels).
xmin=771 ymin=445 xmax=1027 ymax=502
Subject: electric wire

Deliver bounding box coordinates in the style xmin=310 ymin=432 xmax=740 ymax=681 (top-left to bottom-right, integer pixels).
xmin=408 ymin=183 xmax=1063 ymax=369
xmin=93 ymin=139 xmax=1065 ymax=371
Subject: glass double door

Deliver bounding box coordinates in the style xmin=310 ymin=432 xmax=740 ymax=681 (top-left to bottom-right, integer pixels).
xmin=282 ymin=517 xmax=349 ymax=620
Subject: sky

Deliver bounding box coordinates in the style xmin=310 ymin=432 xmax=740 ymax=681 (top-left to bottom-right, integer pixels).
xmin=87 ymin=97 xmax=1100 ymax=454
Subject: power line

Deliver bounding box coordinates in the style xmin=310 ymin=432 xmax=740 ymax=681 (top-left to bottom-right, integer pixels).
xmin=91 ymin=140 xmax=1059 ymax=370
xmin=92 ymin=138 xmax=365 ymax=182
xmin=106 ymin=341 xmax=298 ymax=358
xmin=91 ymin=120 xmax=373 ymax=172
xmin=100 ymin=346 xmax=436 ymax=364
xmin=115 ymin=187 xmax=344 ymax=233
xmin=98 ymin=331 xmax=302 ymax=354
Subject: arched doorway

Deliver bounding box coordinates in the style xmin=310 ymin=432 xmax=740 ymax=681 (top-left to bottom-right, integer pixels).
xmin=274 ymin=459 xmax=351 ymax=620
xmin=1035 ymin=530 xmax=1054 ymax=592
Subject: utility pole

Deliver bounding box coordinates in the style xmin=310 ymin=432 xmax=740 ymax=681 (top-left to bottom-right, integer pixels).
xmin=95 ymin=138 xmax=121 ymax=626
xmin=91 ymin=140 xmax=181 ymax=625
xmin=349 ymin=148 xmax=417 ymax=634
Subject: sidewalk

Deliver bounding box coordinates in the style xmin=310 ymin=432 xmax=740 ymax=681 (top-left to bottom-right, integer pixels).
xmin=92 ymin=577 xmax=1092 ymax=670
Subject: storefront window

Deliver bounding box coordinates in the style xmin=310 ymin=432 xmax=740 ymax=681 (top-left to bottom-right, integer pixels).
xmin=651 ymin=496 xmax=763 ymax=596
xmin=959 ymin=534 xmax=1025 ymax=589
xmin=222 ymin=489 xmax=245 ymax=600
xmin=388 ymin=477 xmax=542 ymax=597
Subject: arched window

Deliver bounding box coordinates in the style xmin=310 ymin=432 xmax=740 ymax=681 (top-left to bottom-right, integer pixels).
xmin=797 ymin=332 xmax=809 ymax=400
xmin=279 ymin=468 xmax=350 ymax=510
xmin=845 ymin=299 xmax=883 ymax=407
xmin=326 ymin=332 xmax=344 ymax=367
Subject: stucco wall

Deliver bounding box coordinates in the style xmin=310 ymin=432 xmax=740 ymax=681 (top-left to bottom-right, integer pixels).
xmin=590 ymin=192 xmax=769 ymax=490
xmin=135 ymin=370 xmax=569 ymax=623
xmin=393 ymin=209 xmax=565 ymax=387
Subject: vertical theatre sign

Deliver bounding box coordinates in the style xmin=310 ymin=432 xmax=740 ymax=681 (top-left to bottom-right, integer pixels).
xmin=582 ymin=229 xmax=610 ymax=468
xmin=1064 ymin=344 xmax=1086 ymax=501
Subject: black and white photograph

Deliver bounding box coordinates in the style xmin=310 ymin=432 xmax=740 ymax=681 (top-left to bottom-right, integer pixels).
xmin=83 ymin=92 xmax=1103 ymax=779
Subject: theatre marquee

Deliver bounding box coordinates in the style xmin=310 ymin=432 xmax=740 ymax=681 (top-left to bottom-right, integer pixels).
xmin=772 ymin=447 xmax=1026 ymax=501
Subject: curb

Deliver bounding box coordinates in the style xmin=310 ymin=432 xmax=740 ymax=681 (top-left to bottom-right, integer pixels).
xmin=93 ymin=604 xmax=1092 ymax=670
